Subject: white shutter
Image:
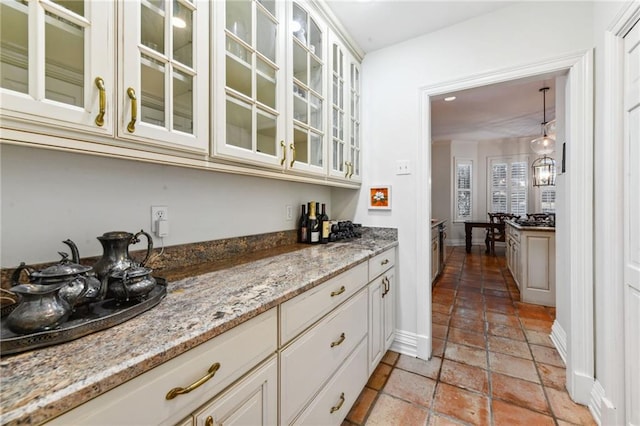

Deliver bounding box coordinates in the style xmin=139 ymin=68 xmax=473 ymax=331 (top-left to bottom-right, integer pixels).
xmin=488 ymin=156 xmax=529 ymax=215
xmin=541 ymin=189 xmax=556 ymax=213
xmin=455 ymin=160 xmax=473 ymax=221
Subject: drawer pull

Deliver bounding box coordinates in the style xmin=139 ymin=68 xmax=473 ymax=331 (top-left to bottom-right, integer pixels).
xmin=330 ymin=332 xmax=346 ymax=348
xmin=381 ymin=259 xmax=389 ymax=265
xmin=165 ymin=362 xmax=221 ymax=400
xmin=330 ymin=286 xmax=346 ymax=297
xmin=280 ymin=140 xmax=286 ymax=166
xmin=382 ymin=276 xmax=390 ymax=296
xmin=126 ymin=87 xmax=137 ymax=133
xmin=330 ymin=392 xmax=345 ymax=414
xmin=205 ymin=416 xmax=214 ymax=426
xmin=94 ymin=77 xmax=106 ymax=127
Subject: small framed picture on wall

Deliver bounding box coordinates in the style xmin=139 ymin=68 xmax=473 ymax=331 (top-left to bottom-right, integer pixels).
xmin=368 ymin=185 xmax=391 ymax=210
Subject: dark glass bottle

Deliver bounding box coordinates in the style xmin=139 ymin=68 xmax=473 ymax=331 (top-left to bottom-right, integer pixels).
xmin=298 ymin=204 xmax=308 ymax=243
xmin=308 ymin=202 xmax=320 ymax=244
xmin=320 ymin=203 xmax=329 ymax=244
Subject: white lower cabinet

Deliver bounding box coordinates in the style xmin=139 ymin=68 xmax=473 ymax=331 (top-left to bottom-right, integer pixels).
xmin=280 ymin=288 xmax=368 ymax=425
xmin=46 ymin=247 xmax=398 ymax=426
xmin=293 ymin=338 xmax=368 ymax=425
xmin=189 ymin=356 xmax=278 ymax=426
xmin=367 ymin=247 xmax=396 ymax=375
xmin=48 ymin=309 xmax=277 ymax=426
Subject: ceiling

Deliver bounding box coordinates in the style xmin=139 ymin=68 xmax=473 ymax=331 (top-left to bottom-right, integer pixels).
xmin=324 ymin=0 xmax=560 ymax=142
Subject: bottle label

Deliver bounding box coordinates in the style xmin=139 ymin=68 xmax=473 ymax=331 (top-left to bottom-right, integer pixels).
xmin=322 ymin=222 xmax=330 ymax=238
xmin=311 ymin=231 xmax=319 ymax=243
xmin=301 ymin=227 xmax=308 ymax=242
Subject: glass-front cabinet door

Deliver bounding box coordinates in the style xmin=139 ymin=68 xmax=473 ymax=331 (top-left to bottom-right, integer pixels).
xmin=286 ymin=1 xmax=326 ymax=175
xmin=328 ymin=34 xmax=361 ymax=183
xmin=120 ymin=0 xmax=208 ymax=153
xmin=0 ymin=0 xmax=113 ymax=135
xmin=213 ymin=0 xmax=285 ymax=168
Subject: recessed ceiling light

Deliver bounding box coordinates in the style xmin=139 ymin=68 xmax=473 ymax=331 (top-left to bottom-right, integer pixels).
xmin=444 ymin=96 xmax=456 ymax=102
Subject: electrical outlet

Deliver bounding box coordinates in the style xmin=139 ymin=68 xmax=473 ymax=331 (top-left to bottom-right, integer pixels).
xmin=151 ymin=206 xmax=169 ymax=234
xmin=285 ymin=205 xmax=293 ymax=221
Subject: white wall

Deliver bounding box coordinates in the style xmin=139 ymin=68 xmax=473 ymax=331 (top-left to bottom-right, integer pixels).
xmin=345 ymin=1 xmax=594 ymax=344
xmin=430 ymin=141 xmax=450 ymax=225
xmin=0 ymin=144 xmax=332 ymax=266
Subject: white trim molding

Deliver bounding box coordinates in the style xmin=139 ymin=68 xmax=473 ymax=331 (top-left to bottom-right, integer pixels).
xmin=390 ymin=329 xmax=419 ymax=358
xmin=418 ymin=50 xmax=595 ymax=403
xmin=551 ymin=319 xmax=567 ymax=364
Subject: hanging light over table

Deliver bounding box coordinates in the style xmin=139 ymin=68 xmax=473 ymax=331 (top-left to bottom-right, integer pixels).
xmin=531 ymin=87 xmax=556 ymax=186
xmin=530 ymin=87 xmax=556 ymax=155
xmin=532 ymin=155 xmax=556 ymax=186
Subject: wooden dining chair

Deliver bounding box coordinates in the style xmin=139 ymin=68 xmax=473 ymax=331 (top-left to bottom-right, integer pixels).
xmin=486 ymin=213 xmax=519 ymax=254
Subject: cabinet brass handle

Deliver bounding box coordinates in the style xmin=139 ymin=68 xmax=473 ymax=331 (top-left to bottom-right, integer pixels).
xmin=382 ymin=276 xmax=389 ymax=296
xmin=330 ymin=392 xmax=345 ymax=414
xmin=205 ymin=416 xmax=213 ymax=426
xmin=289 ymin=143 xmax=296 ymax=167
xmin=280 ymin=140 xmax=286 ymax=166
xmin=330 ymin=332 xmax=346 ymax=348
xmin=94 ymin=77 xmax=106 ymax=127
xmin=330 ymin=286 xmax=346 ymax=297
xmin=348 ymin=162 xmax=354 ymax=178
xmin=126 ymin=87 xmax=137 ymax=133
xmin=381 ymin=259 xmax=389 ymax=265
xmin=344 ymin=161 xmax=349 ymax=178
xmin=165 ymin=362 xmax=221 ymax=400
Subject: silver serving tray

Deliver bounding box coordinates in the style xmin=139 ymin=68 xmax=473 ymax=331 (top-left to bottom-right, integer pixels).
xmin=0 ymin=278 xmax=167 ymax=355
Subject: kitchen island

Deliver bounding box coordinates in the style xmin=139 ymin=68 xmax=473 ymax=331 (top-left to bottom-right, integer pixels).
xmin=505 ymin=220 xmax=556 ymax=306
xmin=0 ymin=228 xmax=397 ymax=425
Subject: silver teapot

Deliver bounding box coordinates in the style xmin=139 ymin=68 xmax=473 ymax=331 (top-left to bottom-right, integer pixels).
xmin=7 ymin=240 xmax=103 ymax=334
xmin=107 ymin=266 xmax=156 ymax=303
xmin=93 ymin=231 xmax=153 ymax=282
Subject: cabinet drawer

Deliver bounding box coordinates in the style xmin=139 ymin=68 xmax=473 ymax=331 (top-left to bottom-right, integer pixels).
xmin=293 ymin=337 xmax=368 ymax=426
xmin=368 ymin=247 xmax=396 ymax=281
xmin=280 ymin=261 xmax=367 ymax=345
xmin=280 ymin=289 xmax=368 ymax=425
xmin=49 ymin=309 xmax=277 ymax=426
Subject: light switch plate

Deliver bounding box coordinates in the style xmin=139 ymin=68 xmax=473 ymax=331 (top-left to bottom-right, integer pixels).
xmin=396 ymin=160 xmax=411 ymax=175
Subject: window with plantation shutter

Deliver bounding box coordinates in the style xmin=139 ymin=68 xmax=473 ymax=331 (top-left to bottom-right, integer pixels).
xmin=455 ymin=159 xmax=473 ymax=221
xmin=541 ymin=188 xmax=556 ymax=213
xmin=488 ymin=156 xmax=528 ymax=216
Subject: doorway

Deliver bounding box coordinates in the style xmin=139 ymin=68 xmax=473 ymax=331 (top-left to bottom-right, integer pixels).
xmin=416 ymin=50 xmax=594 ymax=404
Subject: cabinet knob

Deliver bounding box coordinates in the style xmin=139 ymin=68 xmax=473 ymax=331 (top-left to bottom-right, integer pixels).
xmin=205 ymin=416 xmax=214 ymax=426
xmin=381 ymin=259 xmax=389 ymax=265
xmin=165 ymin=362 xmax=221 ymax=400
xmin=94 ymin=77 xmax=106 ymax=127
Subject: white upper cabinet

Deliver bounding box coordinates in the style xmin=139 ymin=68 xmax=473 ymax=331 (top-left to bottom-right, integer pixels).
xmin=285 ymin=1 xmax=327 ymax=176
xmin=212 ymin=0 xmax=286 ymax=168
xmin=328 ymin=34 xmax=361 ymax=183
xmin=120 ymin=0 xmax=209 ymax=153
xmin=0 ymin=0 xmax=114 ymax=135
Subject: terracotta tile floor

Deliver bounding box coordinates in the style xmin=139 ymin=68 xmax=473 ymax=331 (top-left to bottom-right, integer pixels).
xmin=343 ymin=246 xmax=596 ymax=426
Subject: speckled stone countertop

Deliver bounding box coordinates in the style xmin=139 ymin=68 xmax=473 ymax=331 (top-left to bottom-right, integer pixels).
xmin=0 ymin=227 xmax=397 ymax=425
xmin=504 ymin=219 xmax=556 ymax=232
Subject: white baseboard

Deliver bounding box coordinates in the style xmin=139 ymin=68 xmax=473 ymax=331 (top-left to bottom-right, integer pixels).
xmin=390 ymin=329 xmax=418 ymax=358
xmin=590 ymin=380 xmax=605 ymax=425
xmin=551 ymin=320 xmax=568 ymax=364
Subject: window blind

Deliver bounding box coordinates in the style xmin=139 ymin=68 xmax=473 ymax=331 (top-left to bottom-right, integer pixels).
xmin=488 ymin=157 xmax=528 ymax=215
xmin=455 ymin=160 xmax=472 ymax=221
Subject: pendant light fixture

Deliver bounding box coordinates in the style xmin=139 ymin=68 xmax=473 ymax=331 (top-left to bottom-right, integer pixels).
xmin=531 ymin=87 xmax=556 ymax=187
xmin=530 ymin=87 xmax=556 ymax=155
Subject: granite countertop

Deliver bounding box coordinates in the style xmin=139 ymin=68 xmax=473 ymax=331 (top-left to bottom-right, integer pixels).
xmin=505 ymin=219 xmax=556 ymax=232
xmin=0 ymin=228 xmax=398 ymax=425
xmin=430 ymin=219 xmax=445 ymax=228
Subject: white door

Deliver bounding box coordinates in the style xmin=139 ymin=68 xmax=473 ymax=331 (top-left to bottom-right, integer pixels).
xmin=624 ymin=19 xmax=640 ymax=426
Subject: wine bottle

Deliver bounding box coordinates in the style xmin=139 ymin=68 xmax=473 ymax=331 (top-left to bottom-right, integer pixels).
xmin=298 ymin=204 xmax=308 ymax=243
xmin=308 ymin=202 xmax=320 ymax=243
xmin=320 ymin=203 xmax=329 ymax=244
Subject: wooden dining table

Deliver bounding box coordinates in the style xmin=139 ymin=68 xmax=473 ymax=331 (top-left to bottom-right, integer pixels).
xmin=464 ymin=219 xmax=505 ymax=253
